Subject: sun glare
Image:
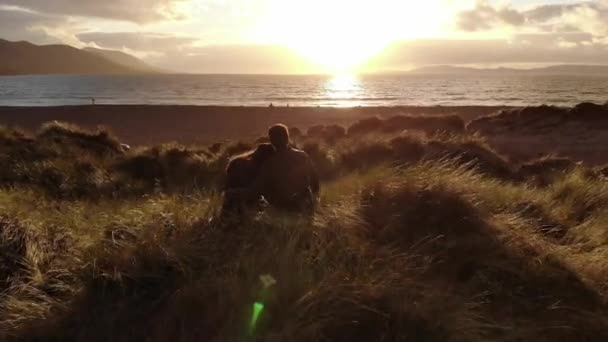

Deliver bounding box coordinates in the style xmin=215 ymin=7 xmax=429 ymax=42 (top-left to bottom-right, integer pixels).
xmin=323 ymin=74 xmax=361 ymax=106
xmin=289 ymin=34 xmax=388 ymax=73
xmin=263 ymin=1 xmax=398 ymax=73
xmin=327 ymin=74 xmax=359 ymax=93
xmin=259 ymin=0 xmax=450 ymax=73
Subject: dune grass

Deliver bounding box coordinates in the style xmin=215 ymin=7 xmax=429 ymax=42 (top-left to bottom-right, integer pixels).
xmin=1 ymin=120 xmax=608 ymax=341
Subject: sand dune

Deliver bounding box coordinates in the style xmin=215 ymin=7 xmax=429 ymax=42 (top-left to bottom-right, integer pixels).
xmin=4 ymin=103 xmax=608 ymax=165
xmin=0 ymin=105 xmax=508 ymax=145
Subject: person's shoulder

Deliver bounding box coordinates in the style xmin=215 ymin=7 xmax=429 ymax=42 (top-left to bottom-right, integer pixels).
xmin=288 ymin=147 xmax=309 ymax=157
xmin=288 ymin=147 xmax=307 ymax=155
xmin=229 ymin=156 xmax=246 ymax=165
xmin=288 ymin=147 xmax=313 ymax=162
xmin=227 ymin=157 xmax=248 ymax=170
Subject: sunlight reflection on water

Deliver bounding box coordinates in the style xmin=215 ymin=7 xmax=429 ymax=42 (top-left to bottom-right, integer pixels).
xmin=1 ymin=74 xmax=608 ymax=107
xmin=323 ymin=74 xmax=363 ymax=106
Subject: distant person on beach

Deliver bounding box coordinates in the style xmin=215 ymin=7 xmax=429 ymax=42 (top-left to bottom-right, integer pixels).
xmin=91 ymin=97 xmax=95 ymax=105
xmin=248 ymin=124 xmax=320 ymax=214
xmin=221 ymin=143 xmax=276 ymax=217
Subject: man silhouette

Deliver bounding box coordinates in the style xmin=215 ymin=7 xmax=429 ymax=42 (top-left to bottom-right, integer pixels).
xmin=250 ymin=124 xmax=319 ymax=213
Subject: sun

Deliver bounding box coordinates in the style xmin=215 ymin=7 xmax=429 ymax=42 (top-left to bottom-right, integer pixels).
xmin=286 ymin=27 xmax=390 ymax=73
xmin=262 ymin=0 xmax=403 ymax=73
xmin=251 ymin=0 xmax=453 ymax=74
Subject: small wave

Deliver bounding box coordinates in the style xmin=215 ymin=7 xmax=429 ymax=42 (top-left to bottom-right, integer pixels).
xmin=491 ymin=97 xmax=523 ymax=101
xmin=264 ymin=96 xmax=399 ymax=101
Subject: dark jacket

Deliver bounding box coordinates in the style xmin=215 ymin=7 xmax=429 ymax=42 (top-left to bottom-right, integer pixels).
xmin=251 ymin=147 xmax=319 ymax=212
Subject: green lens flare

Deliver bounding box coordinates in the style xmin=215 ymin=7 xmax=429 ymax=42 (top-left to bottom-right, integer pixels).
xmin=249 ymin=302 xmax=264 ymax=333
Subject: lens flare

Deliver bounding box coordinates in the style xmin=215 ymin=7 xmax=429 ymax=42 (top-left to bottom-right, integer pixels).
xmin=249 ymin=302 xmax=265 ymax=333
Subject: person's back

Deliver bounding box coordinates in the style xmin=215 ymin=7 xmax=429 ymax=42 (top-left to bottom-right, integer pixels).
xmin=225 ymin=157 xmax=254 ymax=190
xmin=253 ymin=124 xmax=319 ymax=213
xmin=259 ymin=147 xmax=318 ymax=211
xmin=222 ymin=143 xmax=276 ymax=217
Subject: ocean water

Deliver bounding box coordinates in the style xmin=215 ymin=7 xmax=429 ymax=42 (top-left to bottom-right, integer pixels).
xmin=0 ymin=73 xmax=607 ymax=107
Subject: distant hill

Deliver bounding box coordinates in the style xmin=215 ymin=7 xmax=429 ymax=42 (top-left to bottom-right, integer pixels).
xmin=409 ymin=64 xmax=608 ymax=75
xmin=537 ymin=65 xmax=608 ymax=75
xmin=0 ymin=39 xmax=158 ymax=75
xmin=83 ymin=47 xmax=158 ymax=73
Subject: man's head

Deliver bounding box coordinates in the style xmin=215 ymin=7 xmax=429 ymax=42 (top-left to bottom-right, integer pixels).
xmin=268 ymin=124 xmax=289 ymax=150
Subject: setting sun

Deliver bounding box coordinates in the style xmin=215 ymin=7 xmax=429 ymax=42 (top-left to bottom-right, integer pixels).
xmin=288 ymin=32 xmax=388 ymax=73
xmin=254 ymin=0 xmax=458 ymax=74
xmin=257 ymin=0 xmax=453 ymax=73
xmin=281 ymin=3 xmax=393 ymax=72
xmin=261 ymin=1 xmax=415 ymax=72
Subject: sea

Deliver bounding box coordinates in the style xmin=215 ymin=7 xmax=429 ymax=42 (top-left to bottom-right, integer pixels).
xmin=0 ymin=73 xmax=607 ymax=107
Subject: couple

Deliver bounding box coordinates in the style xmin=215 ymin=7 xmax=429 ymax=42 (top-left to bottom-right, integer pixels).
xmin=222 ymin=124 xmax=319 ymax=217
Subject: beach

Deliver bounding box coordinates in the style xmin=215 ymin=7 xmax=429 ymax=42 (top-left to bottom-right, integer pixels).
xmin=4 ymin=103 xmax=608 ymax=165
xmin=0 ymin=104 xmax=510 ymax=144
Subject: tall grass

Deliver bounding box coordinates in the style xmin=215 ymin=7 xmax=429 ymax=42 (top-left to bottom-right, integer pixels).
xmin=0 ymin=121 xmax=607 ymax=341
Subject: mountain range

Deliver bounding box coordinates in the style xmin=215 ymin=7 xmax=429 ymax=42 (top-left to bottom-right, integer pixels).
xmin=3 ymin=38 xmax=608 ymax=76
xmin=408 ymin=64 xmax=608 ymax=75
xmin=0 ymin=39 xmax=157 ymax=75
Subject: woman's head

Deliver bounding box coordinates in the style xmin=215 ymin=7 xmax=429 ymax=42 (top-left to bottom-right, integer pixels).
xmin=251 ymin=143 xmax=276 ymax=166
xmin=225 ymin=144 xmax=275 ymax=188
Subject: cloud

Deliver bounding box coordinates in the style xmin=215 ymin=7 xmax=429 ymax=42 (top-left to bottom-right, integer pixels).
xmin=561 ymin=3 xmax=608 ymax=37
xmin=76 ymin=32 xmax=608 ymax=74
xmin=147 ymin=44 xmax=321 ymax=74
xmin=0 ymin=0 xmax=186 ymax=23
xmin=365 ymin=37 xmax=608 ymax=71
xmin=3 ymin=1 xmax=608 ymax=73
xmin=0 ymin=7 xmax=71 ymax=44
xmin=76 ymin=31 xmax=200 ymax=60
xmin=525 ymin=3 xmax=581 ymax=22
xmin=457 ymin=1 xmax=525 ymax=31
xmin=457 ymin=1 xmax=608 ymax=35
xmin=453 ymin=0 xmax=608 ymax=60
xmin=557 ymin=40 xmax=578 ymax=49
xmin=75 ymin=32 xmax=322 ymax=74
xmin=77 ymin=32 xmax=198 ymax=51
xmin=514 ymin=32 xmax=593 ymax=45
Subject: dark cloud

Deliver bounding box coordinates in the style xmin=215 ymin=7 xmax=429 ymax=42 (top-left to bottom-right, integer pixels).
xmin=0 ymin=0 xmax=185 ymax=23
xmin=77 ymin=32 xmax=198 ymax=51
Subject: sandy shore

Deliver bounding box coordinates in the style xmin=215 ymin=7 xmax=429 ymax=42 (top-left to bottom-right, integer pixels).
xmin=0 ymin=105 xmax=510 ymax=145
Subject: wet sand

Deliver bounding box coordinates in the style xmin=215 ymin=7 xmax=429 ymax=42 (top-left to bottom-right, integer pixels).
xmin=0 ymin=105 xmax=510 ymax=145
